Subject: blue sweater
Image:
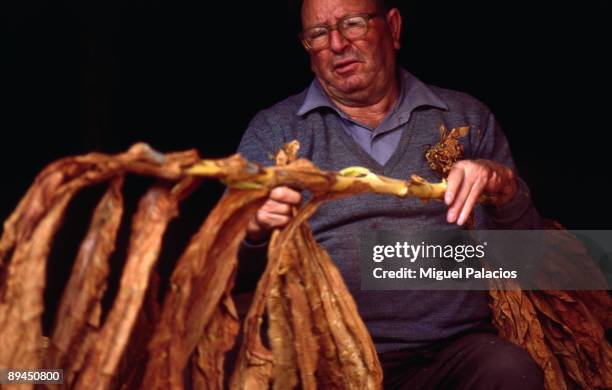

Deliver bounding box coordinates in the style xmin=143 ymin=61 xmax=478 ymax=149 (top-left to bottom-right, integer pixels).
xmin=237 ymin=74 xmax=540 ymax=353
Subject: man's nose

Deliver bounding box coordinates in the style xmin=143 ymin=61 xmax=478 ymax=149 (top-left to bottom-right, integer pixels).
xmin=329 ymin=29 xmax=349 ymax=53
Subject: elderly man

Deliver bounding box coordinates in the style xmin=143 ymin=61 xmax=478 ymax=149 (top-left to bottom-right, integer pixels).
xmin=237 ymin=0 xmax=544 ymax=388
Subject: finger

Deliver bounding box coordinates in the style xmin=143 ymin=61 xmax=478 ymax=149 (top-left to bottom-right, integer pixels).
xmin=261 ymin=200 xmax=291 ymax=216
xmin=447 ymin=175 xmax=473 ymax=223
xmin=257 ymin=210 xmax=290 ymax=229
xmin=270 ymin=186 xmax=302 ymax=205
xmin=445 ymin=165 xmax=465 ymax=205
xmin=457 ymin=178 xmax=486 ymax=225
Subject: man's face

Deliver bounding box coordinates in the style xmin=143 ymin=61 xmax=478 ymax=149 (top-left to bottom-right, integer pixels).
xmin=301 ymin=0 xmax=401 ymax=105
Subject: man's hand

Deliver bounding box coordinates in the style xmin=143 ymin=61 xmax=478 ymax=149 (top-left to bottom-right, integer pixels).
xmin=246 ymin=186 xmax=302 ymax=243
xmin=444 ymin=159 xmax=518 ymax=225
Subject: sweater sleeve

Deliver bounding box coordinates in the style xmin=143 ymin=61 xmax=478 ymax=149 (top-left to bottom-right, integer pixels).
xmin=471 ymin=110 xmax=543 ymax=229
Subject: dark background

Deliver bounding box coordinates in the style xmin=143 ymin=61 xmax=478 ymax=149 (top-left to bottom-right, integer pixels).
xmin=2 ymin=0 xmax=611 ymax=228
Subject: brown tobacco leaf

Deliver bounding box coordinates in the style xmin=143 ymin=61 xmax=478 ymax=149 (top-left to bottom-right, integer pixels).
xmin=190 ymin=295 xmax=241 ymax=390
xmin=0 ymin=191 xmax=75 ymax=377
xmin=229 ymin=143 xmax=305 ymax=389
xmin=74 ymin=178 xmax=194 ymax=390
xmin=488 ymin=283 xmax=567 ymax=390
xmin=230 ymin=195 xmax=383 ymax=390
xmin=271 ymin=146 xmax=382 ymax=389
xmin=142 ymin=188 xmax=269 ymax=390
xmin=525 ymin=226 xmax=612 ymax=389
xmin=576 ymin=290 xmax=612 ymax=330
xmin=45 ymin=177 xmax=125 ymax=387
xmin=425 ymin=125 xmax=469 ymax=177
xmin=528 ymin=290 xmax=612 ymax=389
xmin=491 ymin=285 xmax=612 ymax=390
xmin=114 ymin=270 xmax=162 ymax=390
xmin=0 ymin=172 xmax=72 ymax=372
xmin=489 ymin=226 xmax=612 ymax=390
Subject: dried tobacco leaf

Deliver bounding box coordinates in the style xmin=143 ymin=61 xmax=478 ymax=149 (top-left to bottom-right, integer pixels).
xmin=0 ymin=191 xmax=75 ymax=376
xmin=189 ymin=295 xmax=241 ymax=390
xmin=142 ymin=188 xmax=269 ymax=390
xmin=230 ymin=194 xmax=383 ymax=390
xmin=529 ymin=290 xmax=612 ymax=389
xmin=75 ymin=178 xmax=195 ymax=390
xmin=116 ymin=269 xmax=162 ymax=390
xmin=525 ymin=226 xmax=612 ymax=389
xmin=488 ymin=282 xmax=567 ymax=390
xmin=488 ymin=227 xmax=612 ymax=390
xmin=289 ymin=199 xmax=381 ymax=388
xmin=45 ymin=177 xmax=125 ymax=387
xmin=425 ymin=125 xmax=469 ymax=177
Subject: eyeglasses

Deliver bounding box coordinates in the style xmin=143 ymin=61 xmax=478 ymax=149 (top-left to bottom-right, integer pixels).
xmin=300 ymin=12 xmax=383 ymax=50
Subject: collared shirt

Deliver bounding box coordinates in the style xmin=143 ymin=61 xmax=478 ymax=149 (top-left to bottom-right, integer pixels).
xmin=296 ymin=69 xmax=448 ymax=165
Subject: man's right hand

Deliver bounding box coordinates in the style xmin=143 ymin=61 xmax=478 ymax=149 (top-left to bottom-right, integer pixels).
xmin=246 ymin=186 xmax=302 ymax=243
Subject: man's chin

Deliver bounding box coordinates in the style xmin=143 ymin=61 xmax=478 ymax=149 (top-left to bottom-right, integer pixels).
xmin=332 ymin=75 xmax=367 ymax=95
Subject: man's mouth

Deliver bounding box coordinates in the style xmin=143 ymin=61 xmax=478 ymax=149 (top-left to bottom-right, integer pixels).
xmin=333 ymin=59 xmax=360 ymax=75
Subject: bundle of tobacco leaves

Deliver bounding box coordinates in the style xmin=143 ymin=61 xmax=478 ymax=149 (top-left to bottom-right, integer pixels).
xmin=0 ymin=140 xmax=609 ymax=390
xmin=488 ymin=222 xmax=612 ymax=390
xmin=3 ymin=142 xmax=432 ymax=389
xmin=0 ymin=143 xmax=199 ymax=389
xmin=229 ymin=143 xmax=382 ymax=389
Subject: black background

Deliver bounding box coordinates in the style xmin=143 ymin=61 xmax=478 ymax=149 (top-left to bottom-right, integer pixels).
xmin=2 ymin=0 xmax=611 ymax=228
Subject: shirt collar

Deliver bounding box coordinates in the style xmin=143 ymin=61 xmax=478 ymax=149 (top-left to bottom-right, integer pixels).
xmin=296 ymin=68 xmax=448 ymax=119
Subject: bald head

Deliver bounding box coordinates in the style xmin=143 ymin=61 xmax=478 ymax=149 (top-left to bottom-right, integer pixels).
xmin=298 ymin=0 xmax=390 ymax=24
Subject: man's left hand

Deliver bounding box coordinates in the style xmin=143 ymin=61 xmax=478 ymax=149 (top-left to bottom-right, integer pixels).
xmin=444 ymin=159 xmax=518 ymax=225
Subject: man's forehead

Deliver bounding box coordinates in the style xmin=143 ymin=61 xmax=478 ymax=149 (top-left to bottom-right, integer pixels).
xmin=301 ymin=0 xmax=378 ymax=25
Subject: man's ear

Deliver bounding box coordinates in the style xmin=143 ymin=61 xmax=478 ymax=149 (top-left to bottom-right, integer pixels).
xmin=386 ymin=8 xmax=402 ymax=50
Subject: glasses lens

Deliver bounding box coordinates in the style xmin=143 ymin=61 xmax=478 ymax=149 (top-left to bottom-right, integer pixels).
xmin=303 ymin=27 xmax=329 ymax=49
xmin=341 ymin=16 xmax=368 ymax=39
xmin=302 ymin=14 xmax=372 ymax=49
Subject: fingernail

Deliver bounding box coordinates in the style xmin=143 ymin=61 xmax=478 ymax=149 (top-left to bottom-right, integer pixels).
xmin=445 ymin=192 xmax=452 ymax=205
xmin=447 ymin=212 xmax=455 ymax=223
xmin=457 ymin=212 xmax=467 ymax=225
